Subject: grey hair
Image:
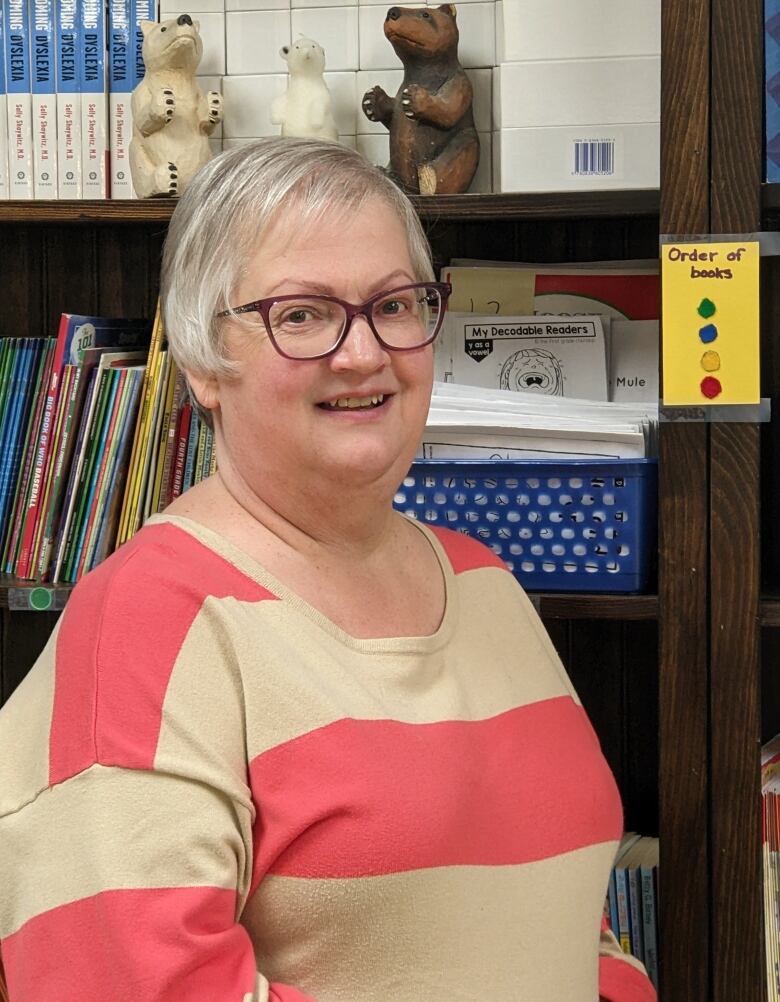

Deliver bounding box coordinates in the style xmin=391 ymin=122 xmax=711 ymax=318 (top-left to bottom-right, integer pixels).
xmin=160 ymin=138 xmax=435 ymax=383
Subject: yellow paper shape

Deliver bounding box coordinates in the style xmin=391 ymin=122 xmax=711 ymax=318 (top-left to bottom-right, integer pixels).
xmin=443 ymin=266 xmax=536 ymax=315
xmin=662 ymin=241 xmax=760 ymax=405
xmin=700 ymin=350 xmax=720 ymax=372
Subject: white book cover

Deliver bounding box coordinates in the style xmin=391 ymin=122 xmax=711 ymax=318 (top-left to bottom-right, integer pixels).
xmin=609 ymin=320 xmax=659 ymax=403
xmin=56 ymin=0 xmax=80 ymax=197
xmin=440 ymin=313 xmax=609 ymax=401
xmin=0 ymin=13 xmax=9 ymax=198
xmin=81 ymin=0 xmax=107 ymax=197
xmin=30 ymin=0 xmax=57 ymax=198
xmin=108 ymin=0 xmax=132 ymax=198
xmin=4 ymin=0 xmax=34 ymax=198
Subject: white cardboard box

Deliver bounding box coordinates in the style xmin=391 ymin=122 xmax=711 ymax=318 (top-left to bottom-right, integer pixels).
xmin=493 ymin=57 xmax=660 ymax=130
xmin=500 ymin=0 xmax=660 ymax=63
xmin=493 ymin=123 xmax=660 ymax=192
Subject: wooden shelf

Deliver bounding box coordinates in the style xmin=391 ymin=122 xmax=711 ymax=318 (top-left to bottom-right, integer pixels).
xmin=0 ymin=189 xmax=661 ymax=225
xmin=0 ymin=575 xmax=657 ymax=618
xmin=760 ymin=597 xmax=780 ymax=627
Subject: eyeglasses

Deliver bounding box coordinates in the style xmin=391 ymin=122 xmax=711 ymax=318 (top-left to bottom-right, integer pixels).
xmin=215 ymin=281 xmax=452 ymax=361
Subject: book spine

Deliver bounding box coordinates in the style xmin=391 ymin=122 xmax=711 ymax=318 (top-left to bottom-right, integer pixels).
xmin=56 ymin=0 xmax=80 ymax=198
xmin=0 ymin=341 xmax=39 ymax=543
xmin=0 ymin=341 xmax=34 ymax=557
xmin=4 ymin=0 xmax=34 ymax=198
xmin=108 ymin=0 xmax=131 ymax=198
xmin=207 ymin=429 xmax=217 ymax=476
xmin=128 ymin=0 xmax=157 ymax=199
xmin=0 ymin=9 xmax=9 ymax=197
xmin=181 ymin=411 xmax=200 ymax=493
xmin=614 ymin=865 xmax=632 ymax=955
xmin=3 ymin=340 xmax=53 ymax=570
xmin=80 ymin=0 xmax=106 ymax=198
xmin=30 ymin=0 xmax=57 ymax=198
xmin=639 ymin=864 xmax=659 ymax=989
xmin=626 ymin=865 xmax=644 ymax=962
xmin=169 ymin=400 xmax=191 ymax=501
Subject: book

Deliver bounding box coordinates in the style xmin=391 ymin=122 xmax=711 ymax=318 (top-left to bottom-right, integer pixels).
xmin=2 ymin=339 xmax=54 ymax=571
xmin=4 ymin=0 xmax=34 ymax=198
xmin=0 ymin=6 xmax=9 ymax=197
xmin=149 ymin=355 xmax=178 ymax=514
xmin=638 ymin=837 xmax=660 ymax=988
xmin=81 ymin=0 xmax=108 ymax=198
xmin=35 ymin=359 xmax=95 ymax=579
xmin=608 ymin=832 xmax=641 ymax=955
xmin=440 ymin=313 xmax=609 ymax=401
xmin=0 ymin=341 xmax=43 ymax=545
xmin=156 ymin=368 xmax=186 ymax=511
xmin=140 ymin=350 xmax=170 ymax=523
xmin=90 ymin=366 xmax=144 ymax=566
xmin=15 ymin=313 xmax=150 ymax=578
xmin=181 ymin=409 xmax=200 ymax=494
xmin=30 ymin=0 xmax=57 ymax=198
xmin=169 ymin=398 xmax=192 ymax=501
xmin=56 ymin=0 xmax=81 ymax=198
xmin=108 ymin=0 xmax=132 ymax=198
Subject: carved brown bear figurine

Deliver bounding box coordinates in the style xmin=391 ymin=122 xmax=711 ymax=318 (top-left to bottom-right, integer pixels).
xmin=361 ymin=4 xmax=479 ymax=195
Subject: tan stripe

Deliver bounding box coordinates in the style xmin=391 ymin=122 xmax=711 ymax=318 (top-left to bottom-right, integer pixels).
xmin=0 ymin=763 xmax=253 ymax=937
xmin=242 ymin=841 xmax=620 ymax=1002
xmin=159 ymin=569 xmax=578 ymax=761
xmin=0 ymin=622 xmax=59 ymax=817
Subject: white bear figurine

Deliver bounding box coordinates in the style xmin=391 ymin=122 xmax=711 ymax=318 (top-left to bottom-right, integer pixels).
xmin=129 ymin=15 xmax=223 ymax=198
xmin=271 ymin=38 xmax=339 ymax=142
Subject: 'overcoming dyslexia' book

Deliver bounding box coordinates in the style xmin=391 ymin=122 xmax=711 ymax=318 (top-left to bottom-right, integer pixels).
xmin=81 ymin=0 xmax=108 ymax=197
xmin=56 ymin=0 xmax=81 ymax=198
xmin=108 ymin=0 xmax=132 ymax=198
xmin=30 ymin=0 xmax=57 ymax=198
xmin=0 ymin=11 xmax=9 ymax=198
xmin=4 ymin=0 xmax=34 ymax=198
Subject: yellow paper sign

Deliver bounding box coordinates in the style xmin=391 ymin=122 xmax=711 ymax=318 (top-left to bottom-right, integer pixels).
xmin=661 ymin=241 xmax=760 ymax=405
xmin=443 ymin=266 xmax=536 ymax=315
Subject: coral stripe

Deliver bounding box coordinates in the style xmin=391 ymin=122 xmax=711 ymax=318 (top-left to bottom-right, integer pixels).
xmin=1 ymin=887 xmax=258 ymax=1002
xmin=49 ymin=523 xmax=276 ymax=784
xmin=249 ymin=696 xmax=622 ymax=883
xmin=599 ymin=955 xmax=658 ymax=1002
xmin=429 ymin=525 xmax=508 ymax=574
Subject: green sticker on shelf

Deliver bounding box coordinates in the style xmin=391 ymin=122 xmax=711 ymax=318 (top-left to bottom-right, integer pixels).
xmin=29 ymin=587 xmax=53 ymax=611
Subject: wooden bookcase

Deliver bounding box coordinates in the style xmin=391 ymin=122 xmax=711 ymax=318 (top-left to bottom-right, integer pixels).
xmin=0 ymin=0 xmax=777 ymax=998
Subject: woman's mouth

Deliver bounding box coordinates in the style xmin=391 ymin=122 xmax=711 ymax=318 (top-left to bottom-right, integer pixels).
xmin=319 ymin=394 xmax=389 ymax=411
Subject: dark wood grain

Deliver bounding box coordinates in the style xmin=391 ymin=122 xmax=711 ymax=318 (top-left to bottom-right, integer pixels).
xmin=658 ymin=0 xmax=712 ymax=997
xmin=0 ymin=191 xmax=661 ymax=226
xmin=0 ymin=609 xmax=60 ymax=705
xmin=710 ymin=0 xmax=765 ymax=996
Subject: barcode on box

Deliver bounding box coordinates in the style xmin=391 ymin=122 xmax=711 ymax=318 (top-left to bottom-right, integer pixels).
xmin=573 ymin=140 xmax=616 ymax=176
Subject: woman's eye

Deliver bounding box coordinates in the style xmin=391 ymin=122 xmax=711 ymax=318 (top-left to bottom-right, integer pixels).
xmin=379 ymin=298 xmax=407 ymax=316
xmin=286 ymin=309 xmax=313 ymax=324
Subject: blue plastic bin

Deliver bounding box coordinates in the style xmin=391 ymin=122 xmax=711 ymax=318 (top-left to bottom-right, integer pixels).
xmin=393 ymin=458 xmax=658 ymax=593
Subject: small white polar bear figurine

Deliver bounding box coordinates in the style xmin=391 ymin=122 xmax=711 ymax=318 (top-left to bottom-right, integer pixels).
xmin=271 ymin=38 xmax=339 ymax=142
xmin=129 ymin=14 xmax=223 ymax=198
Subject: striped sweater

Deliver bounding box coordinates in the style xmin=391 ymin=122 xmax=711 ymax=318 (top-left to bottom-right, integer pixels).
xmin=0 ymin=515 xmax=655 ymax=1002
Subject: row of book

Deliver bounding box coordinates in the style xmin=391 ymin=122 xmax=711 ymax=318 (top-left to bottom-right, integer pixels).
xmin=763 ymin=734 xmax=780 ymax=1001
xmin=0 ymin=306 xmax=215 ymax=585
xmin=0 ymin=0 xmax=157 ymax=200
xmin=608 ymin=833 xmax=660 ymax=990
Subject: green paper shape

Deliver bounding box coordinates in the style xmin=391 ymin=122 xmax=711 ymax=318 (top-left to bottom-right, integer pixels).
xmin=697 ymin=297 xmax=717 ymax=319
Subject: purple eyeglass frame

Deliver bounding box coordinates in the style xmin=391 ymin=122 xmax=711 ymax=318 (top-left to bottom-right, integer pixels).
xmin=215 ymin=281 xmax=452 ymax=361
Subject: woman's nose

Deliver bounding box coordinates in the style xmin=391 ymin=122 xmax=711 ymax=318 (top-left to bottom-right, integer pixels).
xmin=330 ymin=314 xmax=389 ymax=371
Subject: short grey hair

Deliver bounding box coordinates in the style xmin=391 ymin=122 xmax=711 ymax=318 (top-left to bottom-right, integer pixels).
xmin=160 ymin=138 xmax=435 ymax=381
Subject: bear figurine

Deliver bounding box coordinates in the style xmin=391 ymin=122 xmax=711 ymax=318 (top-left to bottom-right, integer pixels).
xmin=361 ymin=4 xmax=478 ymax=195
xmin=129 ymin=15 xmax=223 ymax=198
xmin=271 ymin=38 xmax=339 ymax=142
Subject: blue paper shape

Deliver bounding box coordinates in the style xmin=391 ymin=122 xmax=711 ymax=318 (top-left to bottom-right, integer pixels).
xmin=699 ymin=323 xmax=718 ymax=344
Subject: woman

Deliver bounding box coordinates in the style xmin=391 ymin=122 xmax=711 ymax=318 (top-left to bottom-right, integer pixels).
xmin=0 ymin=139 xmax=654 ymax=1001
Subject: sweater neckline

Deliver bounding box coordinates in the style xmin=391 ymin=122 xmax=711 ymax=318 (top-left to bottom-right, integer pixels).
xmin=145 ymin=513 xmax=457 ymax=655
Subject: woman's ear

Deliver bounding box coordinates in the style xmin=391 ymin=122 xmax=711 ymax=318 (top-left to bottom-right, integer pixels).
xmin=185 ymin=371 xmax=221 ymax=417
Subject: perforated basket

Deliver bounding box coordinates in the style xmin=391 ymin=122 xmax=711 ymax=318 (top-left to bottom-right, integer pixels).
xmin=394 ymin=459 xmax=657 ymax=593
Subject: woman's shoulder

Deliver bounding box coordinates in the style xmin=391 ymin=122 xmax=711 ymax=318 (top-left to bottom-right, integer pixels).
xmin=420 ymin=523 xmax=511 ymax=576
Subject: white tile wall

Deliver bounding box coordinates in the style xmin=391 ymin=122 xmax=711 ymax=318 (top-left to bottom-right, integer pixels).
xmin=226 ymin=10 xmax=292 ymax=74
xmin=356 ymin=69 xmax=403 ymax=132
xmin=290 ymin=8 xmax=360 ymax=70
xmin=222 ymin=73 xmax=287 ymax=136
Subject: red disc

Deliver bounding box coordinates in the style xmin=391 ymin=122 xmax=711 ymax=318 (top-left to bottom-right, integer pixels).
xmin=700 ymin=376 xmax=722 ymax=399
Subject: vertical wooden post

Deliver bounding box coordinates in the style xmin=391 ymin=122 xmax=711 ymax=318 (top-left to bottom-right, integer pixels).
xmin=658 ymin=0 xmax=711 ymax=999
xmin=709 ymin=0 xmax=765 ymax=998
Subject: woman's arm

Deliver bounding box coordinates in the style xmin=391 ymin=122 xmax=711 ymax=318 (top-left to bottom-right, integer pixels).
xmin=598 ymin=917 xmax=657 ymax=1002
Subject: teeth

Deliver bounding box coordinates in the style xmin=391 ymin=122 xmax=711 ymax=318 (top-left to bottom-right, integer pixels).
xmin=328 ymin=395 xmax=384 ymax=409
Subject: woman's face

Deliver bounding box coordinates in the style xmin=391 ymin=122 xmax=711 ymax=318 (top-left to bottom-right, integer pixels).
xmin=202 ymin=195 xmax=434 ymax=505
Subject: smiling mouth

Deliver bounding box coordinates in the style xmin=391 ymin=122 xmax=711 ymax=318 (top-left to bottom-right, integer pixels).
xmin=319 ymin=394 xmax=389 ymax=411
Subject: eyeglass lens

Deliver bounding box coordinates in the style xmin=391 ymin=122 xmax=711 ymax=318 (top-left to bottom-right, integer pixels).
xmin=267 ymin=286 xmax=443 ymax=358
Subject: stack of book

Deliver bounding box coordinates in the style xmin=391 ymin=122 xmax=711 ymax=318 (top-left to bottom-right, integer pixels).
xmin=1 ymin=0 xmax=157 ymax=200
xmin=607 ymin=833 xmax=660 ymax=990
xmin=0 ymin=305 xmax=216 ymax=585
